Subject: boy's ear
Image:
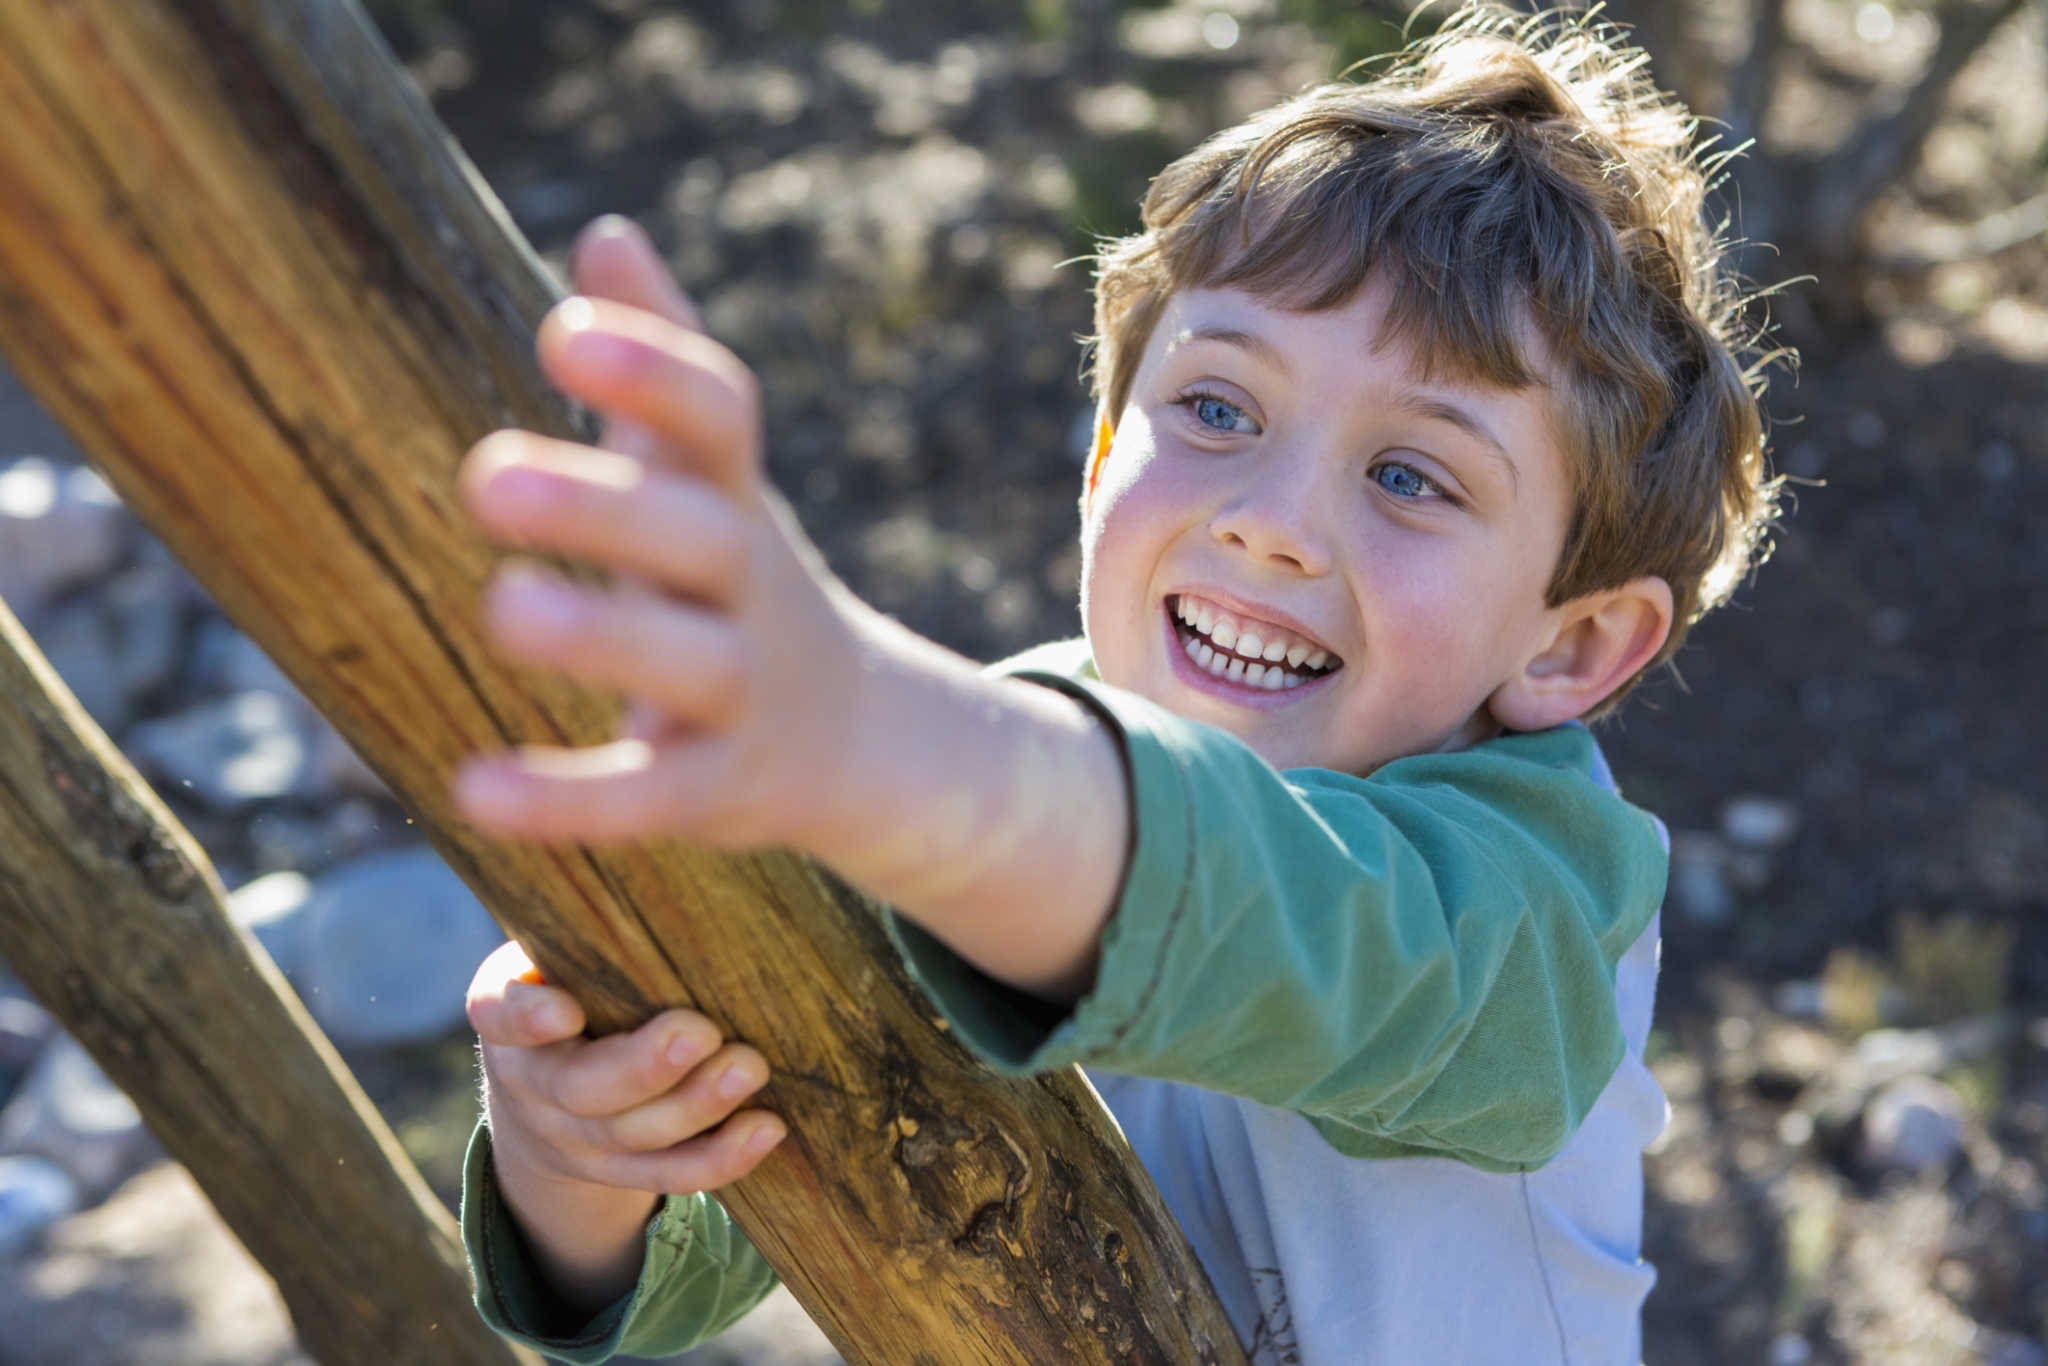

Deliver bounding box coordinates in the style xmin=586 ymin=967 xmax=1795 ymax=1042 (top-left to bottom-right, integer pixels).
xmin=1488 ymin=576 xmax=1674 ymax=733
xmin=1081 ymin=411 xmax=1114 ymax=517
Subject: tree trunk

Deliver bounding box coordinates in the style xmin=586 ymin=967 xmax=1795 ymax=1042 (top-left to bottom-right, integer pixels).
xmin=0 ymin=2 xmax=1247 ymax=1363
xmin=0 ymin=601 xmax=535 ymax=1366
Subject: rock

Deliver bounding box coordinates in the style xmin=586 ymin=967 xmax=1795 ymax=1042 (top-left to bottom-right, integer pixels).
xmin=1694 ymin=795 xmax=1797 ymax=896
xmin=248 ymin=801 xmax=388 ymax=876
xmin=0 ymin=986 xmax=55 ymax=1110
xmin=1980 ymin=1333 xmax=2048 ymax=1366
xmin=1852 ymin=1017 xmax=2008 ymax=1084
xmin=0 ymin=985 xmax=53 ymax=1075
xmin=187 ymin=621 xmax=381 ymax=803
xmin=225 ymin=871 xmax=314 ymax=981
xmin=1766 ymin=1332 xmax=1813 ymax=1366
xmin=0 ymin=458 xmax=129 ymax=622
xmin=0 ymin=1034 xmax=154 ymax=1200
xmin=188 ymin=619 xmax=298 ymax=699
xmin=0 ymin=1155 xmax=80 ymax=1256
xmin=1853 ymin=1027 xmax=1951 ymax=1079
xmin=1720 ymin=795 xmax=1801 ymax=850
xmin=294 ymin=847 xmax=506 ymax=1048
xmin=132 ymin=534 xmax=213 ymax=614
xmin=313 ymin=725 xmax=387 ymax=798
xmin=1775 ymin=979 xmax=1825 ymax=1019
xmin=1669 ymin=831 xmax=1734 ymax=925
xmin=1859 ymin=1075 xmax=1965 ymax=1172
xmin=127 ymin=691 xmax=315 ymax=809
xmin=0 ymin=1161 xmax=311 ymax=1364
xmin=31 ymin=564 xmax=186 ymax=734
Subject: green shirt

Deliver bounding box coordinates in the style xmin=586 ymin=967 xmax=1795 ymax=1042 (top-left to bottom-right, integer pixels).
xmin=461 ymin=641 xmax=1668 ymax=1359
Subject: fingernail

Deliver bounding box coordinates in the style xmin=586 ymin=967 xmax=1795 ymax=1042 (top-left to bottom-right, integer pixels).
xmin=488 ymin=465 xmax=559 ymax=518
xmin=665 ymin=1031 xmax=698 ymax=1068
xmin=536 ymin=1001 xmax=572 ymax=1034
xmin=747 ymin=1121 xmax=783 ymax=1154
xmin=718 ymin=1065 xmax=758 ymax=1101
xmin=452 ymin=760 xmax=520 ymax=824
xmin=559 ymin=325 xmax=639 ymax=375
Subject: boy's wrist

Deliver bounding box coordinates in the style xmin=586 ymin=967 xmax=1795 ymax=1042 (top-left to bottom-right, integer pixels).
xmin=791 ymin=610 xmax=1128 ymax=998
xmin=487 ymin=1122 xmax=661 ymax=1313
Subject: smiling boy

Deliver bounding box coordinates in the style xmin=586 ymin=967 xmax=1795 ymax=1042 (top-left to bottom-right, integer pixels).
xmin=453 ymin=10 xmax=1776 ymax=1365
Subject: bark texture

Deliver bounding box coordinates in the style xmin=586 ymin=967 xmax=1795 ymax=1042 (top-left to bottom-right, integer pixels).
xmin=0 ymin=1 xmax=1247 ymax=1362
xmin=0 ymin=600 xmax=534 ymax=1366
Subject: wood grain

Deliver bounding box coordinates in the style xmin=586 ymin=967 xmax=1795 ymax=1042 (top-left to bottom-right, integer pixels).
xmin=0 ymin=600 xmax=534 ymax=1365
xmin=0 ymin=1 xmax=1248 ymax=1362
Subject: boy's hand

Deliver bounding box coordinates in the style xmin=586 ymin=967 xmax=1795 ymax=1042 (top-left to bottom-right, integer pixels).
xmin=453 ymin=216 xmax=863 ymax=850
xmin=455 ymin=215 xmax=1129 ymax=1002
xmin=469 ymin=940 xmax=784 ymax=1309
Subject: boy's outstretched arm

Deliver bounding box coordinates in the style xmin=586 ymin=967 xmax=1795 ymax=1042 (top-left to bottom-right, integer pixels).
xmin=454 ymin=221 xmax=1126 ymax=1001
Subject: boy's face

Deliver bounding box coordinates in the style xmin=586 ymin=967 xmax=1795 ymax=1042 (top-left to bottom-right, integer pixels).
xmin=1081 ymin=282 xmax=1578 ymax=776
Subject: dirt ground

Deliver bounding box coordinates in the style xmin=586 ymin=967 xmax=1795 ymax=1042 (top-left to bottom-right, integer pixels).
xmin=3 ymin=0 xmax=2046 ymax=1361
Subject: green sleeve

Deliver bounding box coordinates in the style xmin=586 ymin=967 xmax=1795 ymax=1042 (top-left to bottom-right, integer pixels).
xmin=889 ymin=664 xmax=1668 ymax=1173
xmin=460 ymin=1124 xmax=780 ymax=1361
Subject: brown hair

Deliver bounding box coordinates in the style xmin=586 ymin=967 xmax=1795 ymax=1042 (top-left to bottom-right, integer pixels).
xmin=1088 ymin=6 xmax=1780 ymax=713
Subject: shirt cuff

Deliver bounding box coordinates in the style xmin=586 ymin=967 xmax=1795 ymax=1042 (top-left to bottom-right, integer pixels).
xmin=460 ymin=1122 xmax=690 ymax=1364
xmin=887 ymin=668 xmax=1197 ymax=1075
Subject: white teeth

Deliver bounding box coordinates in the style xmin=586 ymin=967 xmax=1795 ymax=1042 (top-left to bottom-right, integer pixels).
xmin=1176 ymin=596 xmax=1341 ymax=680
xmin=1244 ymin=663 xmax=1266 ymax=687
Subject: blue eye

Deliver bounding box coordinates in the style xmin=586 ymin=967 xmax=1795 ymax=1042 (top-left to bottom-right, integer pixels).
xmin=1374 ymin=462 xmax=1440 ymax=499
xmin=1191 ymin=394 xmax=1253 ymax=432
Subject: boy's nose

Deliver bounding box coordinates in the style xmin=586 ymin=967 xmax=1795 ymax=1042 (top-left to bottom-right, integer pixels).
xmin=1207 ymin=467 xmax=1331 ymax=577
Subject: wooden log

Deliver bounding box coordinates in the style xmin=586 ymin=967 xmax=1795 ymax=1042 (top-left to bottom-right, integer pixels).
xmin=0 ymin=3 xmax=1249 ymax=1364
xmin=0 ymin=601 xmax=535 ymax=1366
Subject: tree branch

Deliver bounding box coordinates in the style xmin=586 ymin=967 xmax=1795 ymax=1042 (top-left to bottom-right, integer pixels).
xmin=1599 ymin=0 xmax=1706 ymax=112
xmin=1810 ymin=0 xmax=2031 ymax=237
xmin=1724 ymin=0 xmax=1791 ymax=157
xmin=0 ymin=2 xmax=1247 ymax=1362
xmin=1868 ymin=185 xmax=2048 ymax=267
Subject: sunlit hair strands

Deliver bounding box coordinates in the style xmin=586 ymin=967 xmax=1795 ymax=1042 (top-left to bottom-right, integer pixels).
xmin=1087 ymin=4 xmax=1783 ymax=714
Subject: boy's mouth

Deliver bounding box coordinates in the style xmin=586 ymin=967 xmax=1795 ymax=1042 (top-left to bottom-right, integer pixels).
xmin=1167 ymin=593 xmax=1342 ymax=692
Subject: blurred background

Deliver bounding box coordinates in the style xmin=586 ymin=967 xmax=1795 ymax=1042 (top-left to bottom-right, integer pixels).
xmin=0 ymin=0 xmax=2043 ymax=1362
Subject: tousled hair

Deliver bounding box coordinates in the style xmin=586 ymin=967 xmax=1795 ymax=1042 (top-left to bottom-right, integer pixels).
xmin=1088 ymin=5 xmax=1781 ymax=713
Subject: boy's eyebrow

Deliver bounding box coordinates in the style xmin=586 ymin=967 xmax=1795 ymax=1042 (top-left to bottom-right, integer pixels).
xmin=1392 ymin=394 xmax=1521 ymax=492
xmin=1176 ymin=325 xmax=1291 ymax=376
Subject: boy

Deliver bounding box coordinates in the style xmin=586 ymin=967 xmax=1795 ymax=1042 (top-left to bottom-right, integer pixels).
xmin=455 ymin=8 xmax=1776 ymax=1364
